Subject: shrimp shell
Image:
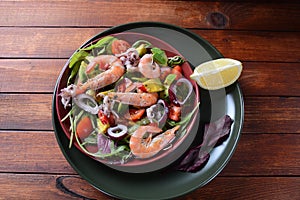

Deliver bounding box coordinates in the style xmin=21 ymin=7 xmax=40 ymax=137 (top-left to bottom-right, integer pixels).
xmin=107 ymin=92 xmax=158 ymax=107
xmin=79 ymin=55 xmax=125 ymax=91
xmin=138 ymin=54 xmax=161 ymax=78
xmin=129 ymin=125 xmax=180 ymax=159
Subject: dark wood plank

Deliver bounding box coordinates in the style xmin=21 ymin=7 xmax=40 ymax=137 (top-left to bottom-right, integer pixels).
xmin=0 ymin=94 xmax=53 ymax=130
xmin=244 ymin=97 xmax=300 ymax=134
xmin=1 ymin=59 xmax=299 ymax=96
xmin=194 ymin=29 xmax=300 ymax=62
xmin=0 ymin=132 xmax=299 ymax=176
xmin=0 ymin=28 xmax=299 ymax=62
xmin=184 ymin=177 xmax=300 ymax=200
xmin=221 ymin=134 xmax=300 ymax=176
xmin=0 ymin=59 xmax=64 ymax=93
xmin=0 ymin=1 xmax=300 ymax=31
xmin=0 ymin=27 xmax=103 ymax=58
xmin=239 ymin=62 xmax=300 ymax=97
xmin=0 ymin=173 xmax=298 ymax=200
xmin=0 ymin=131 xmax=74 ymax=174
xmin=0 ymin=174 xmax=105 ymax=200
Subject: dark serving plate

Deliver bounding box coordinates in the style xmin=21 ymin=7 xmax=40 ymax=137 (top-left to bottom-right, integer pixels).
xmin=52 ymin=21 xmax=244 ymax=200
xmin=55 ymin=32 xmax=200 ymax=173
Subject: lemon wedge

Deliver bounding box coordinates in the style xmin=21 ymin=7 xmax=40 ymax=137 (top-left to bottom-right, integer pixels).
xmin=190 ymin=58 xmax=243 ymax=90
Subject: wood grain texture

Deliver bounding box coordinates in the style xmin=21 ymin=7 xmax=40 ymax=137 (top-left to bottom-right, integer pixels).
xmin=0 ymin=131 xmax=74 ymax=174
xmin=1 ymin=94 xmax=299 ymax=133
xmin=0 ymin=174 xmax=298 ymax=200
xmin=221 ymin=134 xmax=300 ymax=176
xmin=1 ymin=59 xmax=299 ymax=96
xmin=184 ymin=177 xmax=300 ymax=200
xmin=1 ymin=1 xmax=299 ymax=199
xmin=0 ymin=131 xmax=299 ymax=176
xmin=0 ymin=27 xmax=103 ymax=58
xmin=0 ymin=94 xmax=52 ymax=130
xmin=193 ymin=29 xmax=300 ymax=62
xmin=0 ymin=59 xmax=64 ymax=93
xmin=0 ymin=174 xmax=104 ymax=200
xmin=0 ymin=1 xmax=299 ymax=31
xmin=244 ymin=97 xmax=300 ymax=134
xmin=239 ymin=62 xmax=300 ymax=97
xmin=0 ymin=28 xmax=299 ymax=62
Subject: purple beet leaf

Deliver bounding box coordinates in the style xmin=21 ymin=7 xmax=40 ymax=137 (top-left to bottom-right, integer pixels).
xmin=176 ymin=115 xmax=233 ymax=172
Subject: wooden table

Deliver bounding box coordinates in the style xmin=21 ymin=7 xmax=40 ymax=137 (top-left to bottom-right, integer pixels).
xmin=0 ymin=1 xmax=299 ymax=199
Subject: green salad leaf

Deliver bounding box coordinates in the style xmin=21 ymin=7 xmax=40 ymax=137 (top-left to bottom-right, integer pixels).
xmin=132 ymin=40 xmax=152 ymax=49
xmin=80 ymin=36 xmax=116 ymax=51
xmin=69 ymin=50 xmax=89 ymax=69
xmin=151 ymin=47 xmax=168 ymax=66
xmin=67 ymin=36 xmax=117 ymax=85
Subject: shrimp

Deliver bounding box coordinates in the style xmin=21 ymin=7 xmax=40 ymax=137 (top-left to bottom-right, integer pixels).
xmin=138 ymin=54 xmax=160 ymax=78
xmin=79 ymin=55 xmax=125 ymax=91
xmin=129 ymin=125 xmax=180 ymax=159
xmin=106 ymin=92 xmax=158 ymax=107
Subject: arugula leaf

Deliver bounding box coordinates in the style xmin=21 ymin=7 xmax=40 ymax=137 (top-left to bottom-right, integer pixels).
xmin=69 ymin=50 xmax=89 ymax=69
xmin=132 ymin=40 xmax=152 ymax=49
xmin=67 ymin=51 xmax=88 ymax=85
xmin=151 ymin=47 xmax=168 ymax=66
xmin=67 ymin=62 xmax=80 ymax=85
xmin=80 ymin=36 xmax=116 ymax=51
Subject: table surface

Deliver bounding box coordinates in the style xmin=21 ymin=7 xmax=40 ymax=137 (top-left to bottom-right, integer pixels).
xmin=0 ymin=1 xmax=299 ymax=199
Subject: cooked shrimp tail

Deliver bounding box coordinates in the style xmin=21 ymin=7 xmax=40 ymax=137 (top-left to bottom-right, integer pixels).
xmin=138 ymin=54 xmax=161 ymax=78
xmin=79 ymin=55 xmax=125 ymax=91
xmin=129 ymin=125 xmax=180 ymax=159
xmin=106 ymin=92 xmax=158 ymax=107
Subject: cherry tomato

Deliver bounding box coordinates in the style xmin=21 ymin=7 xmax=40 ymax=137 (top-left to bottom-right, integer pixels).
xmin=76 ymin=116 xmax=93 ymax=140
xmin=98 ymin=110 xmax=115 ymax=125
xmin=171 ymin=65 xmax=183 ymax=80
xmin=168 ymin=103 xmax=181 ymax=122
xmin=85 ymin=144 xmax=98 ymax=153
xmin=125 ymin=108 xmax=145 ymax=121
xmin=137 ymin=85 xmax=148 ymax=93
xmin=111 ymin=39 xmax=131 ymax=55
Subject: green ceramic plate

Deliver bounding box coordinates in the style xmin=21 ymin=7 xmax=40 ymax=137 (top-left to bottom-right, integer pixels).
xmin=52 ymin=22 xmax=244 ymax=200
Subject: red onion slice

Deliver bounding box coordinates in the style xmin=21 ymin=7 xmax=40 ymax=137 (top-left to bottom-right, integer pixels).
xmin=146 ymin=99 xmax=169 ymax=127
xmin=73 ymin=93 xmax=99 ymax=114
xmin=172 ymin=78 xmax=193 ymax=105
xmin=156 ymin=99 xmax=169 ymax=126
xmin=107 ymin=124 xmax=128 ymax=140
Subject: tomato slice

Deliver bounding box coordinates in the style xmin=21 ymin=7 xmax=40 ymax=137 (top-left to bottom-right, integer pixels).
xmin=111 ymin=39 xmax=131 ymax=55
xmin=125 ymin=108 xmax=146 ymax=121
xmin=171 ymin=65 xmax=183 ymax=80
xmin=168 ymin=103 xmax=181 ymax=122
xmin=76 ymin=116 xmax=93 ymax=140
xmin=85 ymin=144 xmax=98 ymax=153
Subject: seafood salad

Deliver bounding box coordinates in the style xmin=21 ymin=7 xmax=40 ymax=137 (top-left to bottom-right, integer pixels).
xmin=59 ymin=35 xmax=199 ymax=164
